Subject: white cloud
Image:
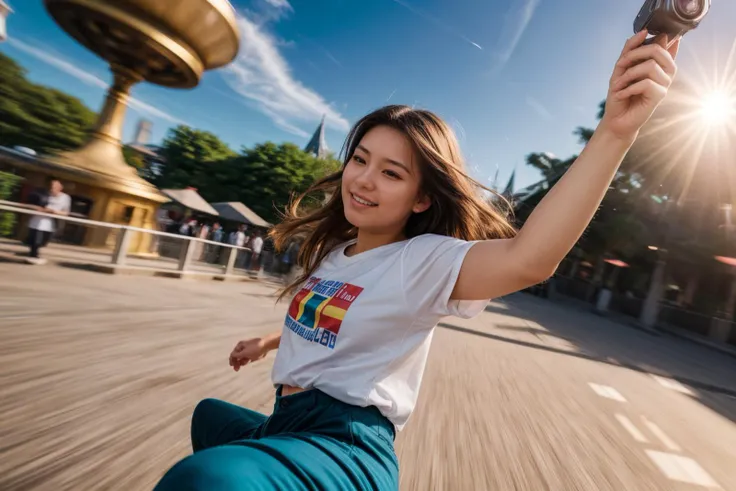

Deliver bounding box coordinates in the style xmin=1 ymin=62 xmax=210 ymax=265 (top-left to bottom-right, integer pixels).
xmin=126 ymin=98 xmax=186 ymax=125
xmin=263 ymin=0 xmax=292 ymax=11
xmin=252 ymin=0 xmax=293 ymax=23
xmin=222 ymin=14 xmax=350 ymax=138
xmin=525 ymin=95 xmax=553 ymax=120
xmin=491 ymin=0 xmax=541 ymax=73
xmin=7 ymin=37 xmax=186 ymax=125
xmin=8 ymin=38 xmax=108 ymax=90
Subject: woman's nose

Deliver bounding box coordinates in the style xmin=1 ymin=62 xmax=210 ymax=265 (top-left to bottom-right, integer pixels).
xmin=353 ymin=166 xmax=376 ymax=190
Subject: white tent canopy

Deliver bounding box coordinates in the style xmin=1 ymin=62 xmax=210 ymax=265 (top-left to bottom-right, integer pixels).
xmin=211 ymin=202 xmax=270 ymax=228
xmin=161 ymin=188 xmax=218 ymax=216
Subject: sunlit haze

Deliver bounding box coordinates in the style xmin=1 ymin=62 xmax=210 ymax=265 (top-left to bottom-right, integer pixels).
xmin=699 ymin=90 xmax=736 ymax=125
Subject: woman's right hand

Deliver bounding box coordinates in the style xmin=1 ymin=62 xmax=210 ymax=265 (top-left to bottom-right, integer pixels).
xmin=228 ymin=337 xmax=268 ymax=371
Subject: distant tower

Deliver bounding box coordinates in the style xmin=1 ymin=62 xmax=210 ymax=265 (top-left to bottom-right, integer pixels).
xmin=0 ymin=1 xmax=12 ymax=42
xmin=502 ymin=169 xmax=516 ymax=197
xmin=304 ymin=115 xmax=329 ymax=159
xmin=133 ymin=119 xmax=153 ymax=145
xmin=490 ymin=165 xmax=500 ymax=192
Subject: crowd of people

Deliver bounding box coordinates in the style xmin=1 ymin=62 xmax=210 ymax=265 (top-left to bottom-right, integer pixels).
xmin=165 ymin=216 xmax=301 ymax=279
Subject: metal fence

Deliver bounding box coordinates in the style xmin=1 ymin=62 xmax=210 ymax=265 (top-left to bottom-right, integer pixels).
xmin=0 ymin=201 xmax=257 ymax=277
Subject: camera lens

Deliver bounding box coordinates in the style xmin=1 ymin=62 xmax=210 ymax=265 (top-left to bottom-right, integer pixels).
xmin=675 ymin=0 xmax=704 ymax=18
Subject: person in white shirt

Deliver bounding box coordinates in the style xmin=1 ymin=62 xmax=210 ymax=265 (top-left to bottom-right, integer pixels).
xmin=25 ymin=179 xmax=71 ymax=261
xmin=155 ymin=32 xmax=679 ymax=491
xmin=227 ymin=225 xmax=248 ymax=268
xmin=229 ymin=224 xmax=247 ymax=248
xmin=249 ymin=231 xmax=264 ymax=272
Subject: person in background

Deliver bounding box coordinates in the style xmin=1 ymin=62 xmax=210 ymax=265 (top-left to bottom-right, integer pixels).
xmin=195 ymin=222 xmax=210 ymax=261
xmin=260 ymin=235 xmax=275 ymax=274
xmin=208 ymin=222 xmax=224 ymax=263
xmin=281 ymin=239 xmax=301 ymax=283
xmin=229 ymin=225 xmax=247 ymax=268
xmin=25 ymin=179 xmax=71 ymax=264
xmin=179 ymin=219 xmax=195 ymax=236
xmin=249 ymin=230 xmax=264 ymax=273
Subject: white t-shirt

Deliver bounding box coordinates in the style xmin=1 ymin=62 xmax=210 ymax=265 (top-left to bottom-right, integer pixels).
xmin=271 ymin=234 xmax=488 ymax=431
xmin=28 ymin=193 xmax=71 ymax=233
xmin=251 ymin=236 xmax=264 ymax=254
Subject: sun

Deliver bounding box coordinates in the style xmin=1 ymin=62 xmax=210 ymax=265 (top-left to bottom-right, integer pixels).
xmin=699 ymin=90 xmax=736 ymax=125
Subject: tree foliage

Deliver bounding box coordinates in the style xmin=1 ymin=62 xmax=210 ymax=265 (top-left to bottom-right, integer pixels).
xmin=155 ymin=126 xmax=237 ymax=190
xmin=520 ymin=88 xmax=734 ymax=309
xmin=122 ymin=146 xmax=146 ymax=171
xmin=204 ymin=142 xmax=340 ymax=222
xmin=153 ymin=126 xmax=341 ymax=223
xmin=0 ymin=52 xmax=97 ymax=153
xmin=0 ymin=171 xmax=24 ymax=236
xmin=521 ymin=100 xmax=653 ymax=262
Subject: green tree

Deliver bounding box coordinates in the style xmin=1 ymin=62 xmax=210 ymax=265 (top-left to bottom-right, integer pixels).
xmin=122 ymin=146 xmax=146 ymax=171
xmin=573 ymin=100 xmax=606 ymax=145
xmin=205 ymin=142 xmax=341 ymax=223
xmin=0 ymin=52 xmax=96 ymax=153
xmin=524 ymin=152 xmax=575 ymax=184
xmin=0 ymin=171 xmax=24 ymax=236
xmin=522 ymin=92 xmax=731 ymax=322
xmin=520 ymin=100 xmax=652 ymax=295
xmin=155 ymin=125 xmax=237 ymax=189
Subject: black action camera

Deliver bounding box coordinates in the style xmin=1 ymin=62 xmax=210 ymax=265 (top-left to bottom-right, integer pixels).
xmin=634 ymin=0 xmax=711 ymax=42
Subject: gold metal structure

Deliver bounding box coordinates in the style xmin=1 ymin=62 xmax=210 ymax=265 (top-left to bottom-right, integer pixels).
xmin=6 ymin=1 xmax=240 ymax=253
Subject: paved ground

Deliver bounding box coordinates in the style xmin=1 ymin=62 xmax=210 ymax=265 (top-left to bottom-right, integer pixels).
xmin=2 ymin=262 xmax=736 ymax=490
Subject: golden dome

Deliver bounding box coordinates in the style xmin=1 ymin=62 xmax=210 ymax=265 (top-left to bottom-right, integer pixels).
xmin=44 ymin=0 xmax=240 ymax=88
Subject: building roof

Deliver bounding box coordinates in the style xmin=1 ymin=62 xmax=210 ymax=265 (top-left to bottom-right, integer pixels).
xmin=161 ymin=188 xmax=218 ymax=216
xmin=304 ymin=115 xmax=329 ymax=159
xmin=126 ymin=143 xmax=161 ymax=159
xmin=211 ymin=201 xmax=271 ymax=228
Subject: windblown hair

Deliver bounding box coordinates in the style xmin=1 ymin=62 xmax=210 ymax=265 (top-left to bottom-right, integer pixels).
xmin=271 ymin=105 xmax=517 ymax=300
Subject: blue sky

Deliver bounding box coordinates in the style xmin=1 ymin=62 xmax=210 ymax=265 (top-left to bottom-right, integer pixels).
xmin=2 ymin=0 xmax=735 ymax=190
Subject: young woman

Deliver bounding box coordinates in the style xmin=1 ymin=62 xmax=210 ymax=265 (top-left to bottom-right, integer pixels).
xmin=154 ymin=31 xmax=679 ymax=490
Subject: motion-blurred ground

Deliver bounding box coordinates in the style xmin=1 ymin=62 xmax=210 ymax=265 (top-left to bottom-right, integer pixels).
xmin=2 ymin=263 xmax=735 ymax=490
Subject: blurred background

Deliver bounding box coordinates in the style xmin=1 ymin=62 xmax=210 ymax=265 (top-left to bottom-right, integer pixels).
xmin=0 ymin=0 xmax=735 ymax=490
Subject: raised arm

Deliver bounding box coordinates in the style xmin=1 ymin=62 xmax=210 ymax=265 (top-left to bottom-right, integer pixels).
xmin=452 ymin=31 xmax=679 ymax=301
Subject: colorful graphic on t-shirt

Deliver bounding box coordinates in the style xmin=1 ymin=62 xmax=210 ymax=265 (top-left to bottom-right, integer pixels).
xmin=284 ymin=277 xmax=363 ymax=349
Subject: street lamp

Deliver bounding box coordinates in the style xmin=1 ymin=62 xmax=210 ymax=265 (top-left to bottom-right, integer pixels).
xmin=0 ymin=1 xmax=11 ymax=43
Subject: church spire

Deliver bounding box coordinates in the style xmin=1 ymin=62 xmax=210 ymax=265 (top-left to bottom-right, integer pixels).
xmin=304 ymin=115 xmax=329 ymax=159
xmin=502 ymin=168 xmax=516 ymax=197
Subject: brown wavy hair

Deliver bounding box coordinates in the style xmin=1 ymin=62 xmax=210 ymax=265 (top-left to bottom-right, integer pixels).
xmin=271 ymin=105 xmax=517 ymax=300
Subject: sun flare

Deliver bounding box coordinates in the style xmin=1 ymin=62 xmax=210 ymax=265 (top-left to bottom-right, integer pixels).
xmin=699 ymin=90 xmax=736 ymax=125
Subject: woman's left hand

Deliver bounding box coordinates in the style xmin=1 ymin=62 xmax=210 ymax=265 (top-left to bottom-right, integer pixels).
xmin=600 ymin=30 xmax=680 ymax=141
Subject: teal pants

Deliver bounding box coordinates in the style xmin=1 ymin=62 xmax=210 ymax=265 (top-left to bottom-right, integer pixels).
xmin=153 ymin=388 xmax=399 ymax=490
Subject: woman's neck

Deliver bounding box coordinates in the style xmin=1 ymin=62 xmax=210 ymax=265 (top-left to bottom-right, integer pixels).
xmin=347 ymin=228 xmax=406 ymax=256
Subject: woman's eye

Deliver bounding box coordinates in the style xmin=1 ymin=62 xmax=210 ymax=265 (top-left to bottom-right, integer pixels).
xmin=352 ymin=155 xmax=366 ymax=164
xmin=383 ymin=170 xmax=401 ymax=179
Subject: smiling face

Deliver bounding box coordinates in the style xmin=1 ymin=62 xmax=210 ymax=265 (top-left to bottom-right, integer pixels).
xmin=49 ymin=180 xmax=63 ymax=196
xmin=341 ymin=125 xmax=431 ymax=236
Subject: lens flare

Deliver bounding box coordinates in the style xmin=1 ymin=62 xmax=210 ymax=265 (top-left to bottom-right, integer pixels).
xmin=699 ymin=91 xmax=736 ymax=125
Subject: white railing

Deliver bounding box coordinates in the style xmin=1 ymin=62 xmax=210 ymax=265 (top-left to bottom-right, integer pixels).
xmin=0 ymin=201 xmax=255 ymax=275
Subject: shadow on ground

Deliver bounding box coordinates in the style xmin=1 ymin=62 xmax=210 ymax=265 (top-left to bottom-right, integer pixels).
xmin=440 ymin=292 xmax=736 ymax=424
